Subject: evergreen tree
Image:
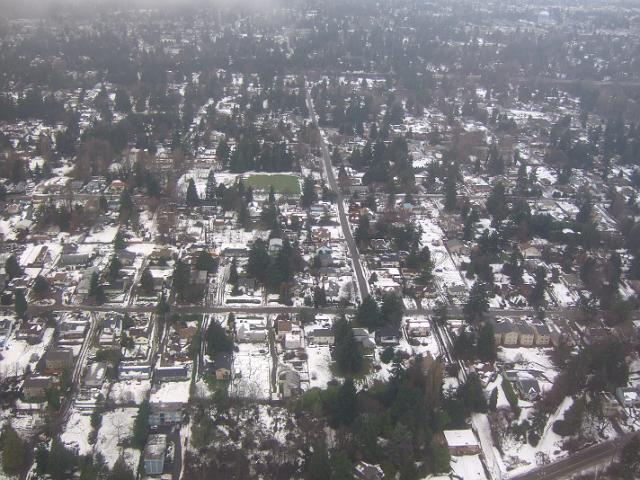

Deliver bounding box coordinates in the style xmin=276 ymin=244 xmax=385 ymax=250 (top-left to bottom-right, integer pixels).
xmin=132 ymin=400 xmax=150 ymax=449
xmin=186 ymin=178 xmax=200 ymax=206
xmin=46 ymin=438 xmax=77 ymax=480
xmin=205 ymin=169 xmax=217 ymax=204
xmin=195 ymin=250 xmax=217 ymax=273
xmin=206 ymin=321 xmax=233 ymax=355
xmin=216 ymin=137 xmax=230 ymax=165
xmin=444 ymin=177 xmax=457 ymax=211
xmin=617 ymin=434 xmax=640 ymax=479
xmin=301 ymin=175 xmax=318 ymax=208
xmin=380 ymin=293 xmax=404 ymax=327
xmin=355 ymin=295 xmax=381 ymax=329
xmin=305 ymin=443 xmax=331 ymax=480
xmin=486 ymin=182 xmax=507 ymax=223
xmin=1 ymin=424 xmax=28 ymax=476
xmin=172 ymin=259 xmax=191 ymax=301
xmin=333 ymin=378 xmax=358 ymax=426
xmin=14 ymin=290 xmax=27 ymax=318
xmin=114 ymin=89 xmax=132 ymax=113
xmin=5 ymin=255 xmax=22 ymax=280
xmin=464 ymin=281 xmax=489 ymax=324
xmin=32 ymin=275 xmax=50 ymax=298
xmin=489 ymin=387 xmax=499 ymax=411
xmin=88 ymin=271 xmax=105 ymax=304
xmin=247 ymin=239 xmax=271 ymax=285
xmin=457 ymin=374 xmax=487 ymax=413
xmin=229 ymin=258 xmax=239 ymax=286
xmin=113 ymin=229 xmax=126 ymax=250
xmin=530 ymin=266 xmax=548 ymax=306
xmin=313 ymin=286 xmax=327 ymax=308
xmin=108 ymin=456 xmax=135 ymax=480
xmin=118 ymin=189 xmax=134 ymax=223
xmin=486 ymin=144 xmax=505 ymax=176
xmin=140 ymin=269 xmax=154 ymax=295
xmin=330 ymin=450 xmax=353 ymax=480
xmin=107 ymin=255 xmax=122 ymax=282
xmin=477 ymin=322 xmax=497 ymax=362
xmin=354 ymin=214 xmax=370 ymax=249
xmin=334 ymin=317 xmax=363 ymax=375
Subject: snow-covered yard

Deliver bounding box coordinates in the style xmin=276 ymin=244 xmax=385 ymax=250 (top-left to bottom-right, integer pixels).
xmin=95 ymin=408 xmax=140 ymax=470
xmin=306 ymin=344 xmax=334 ymax=389
xmin=230 ymin=343 xmax=272 ymax=400
xmin=109 ymin=379 xmax=151 ymax=405
xmin=61 ymin=410 xmax=93 ymax=456
xmin=0 ymin=328 xmax=54 ymax=379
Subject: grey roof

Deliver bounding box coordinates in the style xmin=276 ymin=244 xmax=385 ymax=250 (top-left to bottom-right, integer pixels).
xmin=144 ymin=434 xmax=167 ymax=460
xmin=308 ymin=328 xmax=334 ymax=337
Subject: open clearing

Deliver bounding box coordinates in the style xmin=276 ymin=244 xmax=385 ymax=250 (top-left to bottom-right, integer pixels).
xmin=244 ymin=173 xmax=301 ymax=194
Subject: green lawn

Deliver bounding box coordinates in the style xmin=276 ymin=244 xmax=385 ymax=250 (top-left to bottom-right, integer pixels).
xmin=244 ymin=174 xmax=301 ymax=194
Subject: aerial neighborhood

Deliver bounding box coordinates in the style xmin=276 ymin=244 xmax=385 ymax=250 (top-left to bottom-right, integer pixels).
xmin=0 ymin=0 xmax=640 ymax=479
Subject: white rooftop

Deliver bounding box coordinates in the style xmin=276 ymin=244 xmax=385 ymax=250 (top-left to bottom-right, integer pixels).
xmin=443 ymin=429 xmax=480 ymax=448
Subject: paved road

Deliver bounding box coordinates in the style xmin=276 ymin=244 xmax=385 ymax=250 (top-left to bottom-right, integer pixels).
xmin=23 ymin=299 xmax=590 ymax=321
xmin=305 ymin=83 xmax=369 ymax=301
xmin=509 ymin=433 xmax=636 ymax=480
xmin=60 ymin=311 xmax=99 ymax=424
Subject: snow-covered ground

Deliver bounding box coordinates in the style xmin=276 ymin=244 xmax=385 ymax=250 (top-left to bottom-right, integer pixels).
xmin=0 ymin=328 xmax=54 ymax=379
xmin=501 ymin=397 xmax=575 ymax=476
xmin=84 ymin=225 xmax=119 ymax=243
xmin=61 ymin=410 xmax=93 ymax=456
xmin=230 ymin=343 xmax=272 ymax=400
xmin=306 ymin=344 xmax=334 ymax=389
xmin=450 ymin=454 xmax=487 ymax=480
xmin=95 ymin=408 xmax=140 ymax=470
xmin=109 ymin=379 xmax=151 ymax=405
xmin=149 ymin=380 xmax=191 ymax=404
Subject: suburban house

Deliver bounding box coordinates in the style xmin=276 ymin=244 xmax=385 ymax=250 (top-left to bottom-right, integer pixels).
xmin=375 ymin=326 xmax=400 ymax=346
xmin=443 ymin=429 xmax=481 ymax=455
xmin=615 ymin=386 xmax=640 ymax=409
xmin=269 ymin=237 xmax=283 ymax=254
xmin=154 ymin=365 xmax=190 ymax=383
xmin=211 ymin=352 xmax=232 ymax=380
xmin=515 ymin=377 xmax=541 ymax=401
xmin=83 ymin=362 xmax=107 ymax=389
xmin=492 ymin=319 xmax=537 ymax=347
xmin=149 ymin=402 xmax=184 ymax=427
xmin=277 ymin=365 xmax=301 ymax=399
xmin=407 ymin=318 xmax=430 ymax=337
xmin=600 ymin=392 xmax=622 ymax=417
xmin=307 ymin=328 xmax=335 ymax=345
xmin=143 ymin=434 xmax=167 ymax=476
xmin=532 ymin=323 xmax=552 ymax=346
xmin=22 ymin=376 xmax=53 ymax=401
xmin=44 ymin=349 xmax=74 ymax=372
xmin=354 ymin=461 xmax=385 ymax=480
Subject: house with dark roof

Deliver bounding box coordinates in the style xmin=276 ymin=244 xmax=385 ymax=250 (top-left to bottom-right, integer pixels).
xmin=22 ymin=376 xmax=53 ymax=401
xmin=210 ymin=352 xmax=232 ymax=380
xmin=515 ymin=377 xmax=540 ymax=401
xmin=375 ymin=326 xmax=400 ymax=346
xmin=44 ymin=349 xmax=74 ymax=371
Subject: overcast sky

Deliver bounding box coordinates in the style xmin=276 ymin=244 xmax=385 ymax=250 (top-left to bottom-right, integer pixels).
xmin=0 ymin=0 xmax=281 ymax=18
